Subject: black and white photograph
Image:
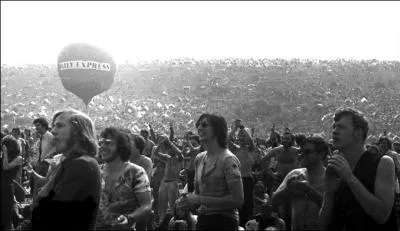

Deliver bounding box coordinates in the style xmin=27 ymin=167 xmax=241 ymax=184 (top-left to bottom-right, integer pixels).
xmin=1 ymin=1 xmax=400 ymax=231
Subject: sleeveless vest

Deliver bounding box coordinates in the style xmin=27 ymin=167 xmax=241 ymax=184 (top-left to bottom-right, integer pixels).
xmin=329 ymin=151 xmax=397 ymax=231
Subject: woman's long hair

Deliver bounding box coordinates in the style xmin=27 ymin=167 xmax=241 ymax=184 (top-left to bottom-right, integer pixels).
xmin=1 ymin=135 xmax=21 ymax=161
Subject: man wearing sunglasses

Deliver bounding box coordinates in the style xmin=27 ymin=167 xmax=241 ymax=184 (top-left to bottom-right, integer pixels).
xmin=271 ymin=136 xmax=327 ymax=230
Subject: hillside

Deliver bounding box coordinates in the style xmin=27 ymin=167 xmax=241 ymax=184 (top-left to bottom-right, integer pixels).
xmin=1 ymin=59 xmax=399 ymax=137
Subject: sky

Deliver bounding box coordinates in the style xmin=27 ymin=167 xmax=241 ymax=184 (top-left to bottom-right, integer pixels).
xmin=1 ymin=1 xmax=400 ymax=65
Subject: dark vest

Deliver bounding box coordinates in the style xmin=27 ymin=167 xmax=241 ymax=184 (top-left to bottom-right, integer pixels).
xmin=329 ymin=151 xmax=397 ymax=231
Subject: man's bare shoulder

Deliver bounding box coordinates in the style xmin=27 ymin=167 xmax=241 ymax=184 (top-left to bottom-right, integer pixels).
xmin=287 ymin=167 xmax=307 ymax=179
xmin=268 ymin=146 xmax=284 ymax=154
xmin=194 ymin=151 xmax=207 ymax=162
xmin=378 ymin=155 xmax=395 ymax=171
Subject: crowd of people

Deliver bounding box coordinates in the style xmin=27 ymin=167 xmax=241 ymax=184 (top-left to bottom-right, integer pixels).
xmin=1 ymin=59 xmax=399 ymax=138
xmin=1 ymin=106 xmax=399 ymax=231
xmin=1 ymin=58 xmax=399 ymax=230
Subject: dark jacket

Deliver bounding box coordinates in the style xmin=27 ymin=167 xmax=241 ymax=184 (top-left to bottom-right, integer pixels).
xmin=32 ymin=153 xmax=101 ymax=231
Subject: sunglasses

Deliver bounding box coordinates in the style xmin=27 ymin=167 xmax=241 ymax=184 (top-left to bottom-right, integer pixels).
xmin=196 ymin=121 xmax=211 ymax=129
xmin=98 ymin=138 xmax=115 ymax=146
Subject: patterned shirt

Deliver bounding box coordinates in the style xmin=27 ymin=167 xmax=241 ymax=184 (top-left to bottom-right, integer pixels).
xmin=96 ymin=162 xmax=151 ymax=228
xmin=130 ymin=155 xmax=153 ymax=183
xmin=194 ymin=150 xmax=242 ymax=221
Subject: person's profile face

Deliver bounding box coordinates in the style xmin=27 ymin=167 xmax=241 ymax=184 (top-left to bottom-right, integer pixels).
xmin=51 ymin=114 xmax=73 ymax=154
xmin=197 ymin=117 xmax=213 ymax=142
xmin=331 ymin=115 xmax=356 ymax=149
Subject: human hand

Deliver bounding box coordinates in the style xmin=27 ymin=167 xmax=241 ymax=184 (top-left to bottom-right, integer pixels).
xmin=23 ymin=163 xmax=34 ymax=174
xmin=324 ymin=164 xmax=341 ymax=193
xmin=327 ymin=152 xmax=353 ymax=183
xmin=176 ymin=194 xmax=199 ymax=211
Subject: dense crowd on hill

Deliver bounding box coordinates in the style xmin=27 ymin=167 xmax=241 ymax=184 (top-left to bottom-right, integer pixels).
xmin=1 ymin=58 xmax=399 ymax=230
xmin=1 ymin=59 xmax=399 ymax=137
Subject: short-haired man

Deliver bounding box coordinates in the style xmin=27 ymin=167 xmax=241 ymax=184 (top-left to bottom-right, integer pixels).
xmin=31 ymin=109 xmax=101 ymax=231
xmin=141 ymin=129 xmax=155 ymax=158
xmin=272 ymin=136 xmax=327 ymax=230
xmin=30 ymin=118 xmax=56 ymax=200
xmin=32 ymin=117 xmax=56 ymax=176
xmin=128 ymin=132 xmax=153 ymax=182
xmin=262 ymin=130 xmax=299 ymax=193
xmin=177 ymin=113 xmax=244 ymax=231
xmin=320 ymin=108 xmax=397 ymax=231
xmin=11 ymin=127 xmax=26 ymax=182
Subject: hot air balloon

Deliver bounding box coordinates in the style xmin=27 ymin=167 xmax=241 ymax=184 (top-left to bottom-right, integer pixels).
xmin=57 ymin=43 xmax=117 ymax=106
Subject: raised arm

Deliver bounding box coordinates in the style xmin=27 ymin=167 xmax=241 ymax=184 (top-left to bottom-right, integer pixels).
xmin=148 ymin=124 xmax=157 ymax=143
xmin=271 ymin=170 xmax=296 ymax=207
xmin=164 ymin=138 xmax=183 ymax=161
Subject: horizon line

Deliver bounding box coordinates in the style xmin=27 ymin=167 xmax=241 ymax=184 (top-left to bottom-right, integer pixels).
xmin=2 ymin=57 xmax=399 ymax=66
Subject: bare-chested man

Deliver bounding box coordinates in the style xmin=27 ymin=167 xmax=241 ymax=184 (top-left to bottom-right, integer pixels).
xmin=229 ymin=119 xmax=257 ymax=226
xmin=262 ymin=131 xmax=299 ymax=192
xmin=272 ymin=136 xmax=327 ymax=230
xmin=153 ymin=136 xmax=184 ymax=224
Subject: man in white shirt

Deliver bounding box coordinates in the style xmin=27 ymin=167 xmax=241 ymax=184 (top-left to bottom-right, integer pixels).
xmin=31 ymin=117 xmax=56 ymax=199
